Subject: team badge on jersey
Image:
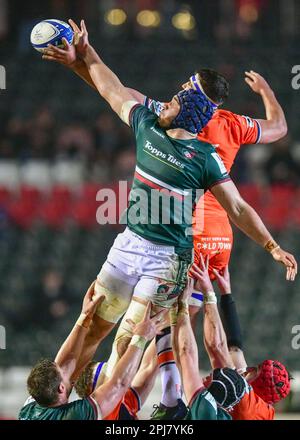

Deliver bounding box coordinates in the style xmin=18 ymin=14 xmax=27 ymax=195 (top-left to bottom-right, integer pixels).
xmin=183 ymin=150 xmax=196 ymax=159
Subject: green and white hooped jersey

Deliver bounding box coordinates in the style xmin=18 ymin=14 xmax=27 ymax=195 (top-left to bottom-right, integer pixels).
xmin=19 ymin=396 xmax=101 ymax=420
xmin=122 ymin=104 xmax=230 ymax=253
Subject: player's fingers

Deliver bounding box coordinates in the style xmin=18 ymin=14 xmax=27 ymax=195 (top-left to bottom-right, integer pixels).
xmin=68 ymin=18 xmax=81 ymax=33
xmin=189 ymin=267 xmax=201 ymax=280
xmin=287 ymin=254 xmax=297 ymax=271
xmin=191 ymin=263 xmax=202 ymax=275
xmin=142 ymin=301 xmax=152 ymax=321
xmin=286 ymin=266 xmax=292 ymax=281
xmin=47 ymin=43 xmax=62 ymax=52
xmin=81 ymin=19 xmax=88 ymax=34
xmin=86 ymin=280 xmax=96 ymax=296
xmin=92 ymin=294 xmax=105 ymax=306
xmin=205 ymin=255 xmax=209 ymax=271
xmin=245 ymin=71 xmax=255 ymax=79
xmin=126 ymin=319 xmax=136 ymax=329
xmin=62 ymin=37 xmax=70 ymax=48
xmin=245 ymin=78 xmax=254 ymax=88
xmin=212 ymin=268 xmax=221 ymax=279
xmin=42 ymin=54 xmax=61 ymax=62
xmin=198 ymin=254 xmax=205 ymax=271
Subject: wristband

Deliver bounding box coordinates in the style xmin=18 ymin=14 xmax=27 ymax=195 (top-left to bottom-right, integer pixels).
xmin=178 ymin=301 xmax=189 ymax=316
xmin=130 ymin=335 xmax=147 ymax=350
xmin=76 ymin=313 xmax=91 ymax=329
xmin=264 ymin=240 xmax=280 ymax=254
xmin=169 ymin=305 xmax=178 ymax=326
xmin=204 ymin=291 xmax=217 ymax=304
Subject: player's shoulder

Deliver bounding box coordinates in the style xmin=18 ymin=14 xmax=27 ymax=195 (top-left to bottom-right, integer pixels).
xmin=212 ymin=108 xmax=245 ymax=123
xmin=133 ymin=103 xmax=157 ymax=121
xmin=18 ymin=401 xmax=36 ymax=419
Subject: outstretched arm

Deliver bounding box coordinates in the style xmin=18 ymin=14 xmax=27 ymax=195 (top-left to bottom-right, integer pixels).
xmin=55 ymin=281 xmax=104 ymax=381
xmin=213 ymin=266 xmax=248 ymax=373
xmin=92 ymin=304 xmax=167 ymax=418
xmin=190 ymin=258 xmax=234 ymax=370
xmin=245 ymin=71 xmax=287 ymax=143
xmin=211 ymin=180 xmax=297 ymax=281
xmin=130 ymin=339 xmax=159 ymax=406
xmin=172 ymin=278 xmax=204 ymax=404
xmin=44 ymin=19 xmax=142 ymax=118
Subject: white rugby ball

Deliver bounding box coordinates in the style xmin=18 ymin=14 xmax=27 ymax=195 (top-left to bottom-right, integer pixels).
xmin=30 ymin=19 xmax=74 ymax=52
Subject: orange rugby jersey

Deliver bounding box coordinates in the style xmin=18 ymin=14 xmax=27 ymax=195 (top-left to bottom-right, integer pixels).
xmin=104 ymin=387 xmax=140 ymax=420
xmin=230 ymin=383 xmax=275 ymax=420
xmin=196 ymin=109 xmax=261 ymax=220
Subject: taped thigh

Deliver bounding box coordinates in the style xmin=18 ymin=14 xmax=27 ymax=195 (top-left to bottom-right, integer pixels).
xmin=104 ymin=298 xmax=147 ymax=378
xmin=94 ymin=268 xmax=135 ymax=324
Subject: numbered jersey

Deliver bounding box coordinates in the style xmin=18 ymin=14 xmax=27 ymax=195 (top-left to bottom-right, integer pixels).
xmin=124 ymin=104 xmax=230 ymax=251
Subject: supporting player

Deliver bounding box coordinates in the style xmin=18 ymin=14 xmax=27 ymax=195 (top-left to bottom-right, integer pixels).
xmin=42 ymin=19 xmax=296 ymax=386
xmin=172 ymin=276 xmax=247 ymax=420
xmin=19 ymin=282 xmax=166 ymax=420
xmin=211 ymin=265 xmax=291 ymax=419
xmin=75 ymin=340 xmax=161 ymax=420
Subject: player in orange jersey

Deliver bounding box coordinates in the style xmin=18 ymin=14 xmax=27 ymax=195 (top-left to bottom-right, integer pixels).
xmin=197 ymin=262 xmax=292 ymax=420
xmin=140 ymin=71 xmax=288 ymax=324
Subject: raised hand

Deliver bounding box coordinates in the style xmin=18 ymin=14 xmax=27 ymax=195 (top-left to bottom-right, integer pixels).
xmin=69 ymin=19 xmax=90 ymax=58
xmin=126 ymin=302 xmax=168 ymax=341
xmin=212 ymin=265 xmax=231 ymax=295
xmin=81 ymin=281 xmax=105 ymax=318
xmin=271 ymin=247 xmax=297 ymax=281
xmin=189 ymin=255 xmax=214 ymax=293
xmin=245 ymin=71 xmax=271 ymax=95
xmin=42 ymin=37 xmax=77 ymax=66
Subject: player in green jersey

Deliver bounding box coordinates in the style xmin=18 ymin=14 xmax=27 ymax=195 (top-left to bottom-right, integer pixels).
xmin=42 ymin=20 xmax=297 ymax=384
xmin=19 ymin=281 xmax=166 ymax=420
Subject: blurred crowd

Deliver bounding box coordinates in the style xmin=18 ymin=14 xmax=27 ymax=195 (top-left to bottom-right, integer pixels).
xmin=0 ymin=108 xmax=136 ymax=184
xmin=1 ymin=105 xmax=300 ymax=187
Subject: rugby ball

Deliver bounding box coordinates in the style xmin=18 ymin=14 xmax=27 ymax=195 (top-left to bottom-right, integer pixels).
xmin=30 ymin=19 xmax=74 ymax=52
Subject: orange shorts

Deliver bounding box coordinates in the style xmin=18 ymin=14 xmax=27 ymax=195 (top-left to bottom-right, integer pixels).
xmin=190 ymin=218 xmax=233 ymax=308
xmin=104 ymin=387 xmax=140 ymax=420
xmin=193 ymin=217 xmax=233 ymax=278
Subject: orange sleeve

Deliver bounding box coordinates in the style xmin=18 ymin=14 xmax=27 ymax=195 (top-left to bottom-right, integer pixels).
xmin=230 ymin=388 xmax=275 ymax=420
xmin=123 ymin=388 xmax=141 ymax=414
xmin=232 ymin=113 xmax=261 ymax=145
xmin=103 ymin=400 xmax=122 ymax=420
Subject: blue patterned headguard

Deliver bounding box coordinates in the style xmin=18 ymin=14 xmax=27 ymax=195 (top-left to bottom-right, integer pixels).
xmin=170 ymin=74 xmax=218 ymax=134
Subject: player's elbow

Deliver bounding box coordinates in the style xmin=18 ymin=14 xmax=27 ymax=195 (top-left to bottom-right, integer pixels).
xmin=227 ymin=197 xmax=246 ymax=221
xmin=271 ymin=122 xmax=288 ymax=142
xmin=262 ymin=120 xmax=288 ymax=143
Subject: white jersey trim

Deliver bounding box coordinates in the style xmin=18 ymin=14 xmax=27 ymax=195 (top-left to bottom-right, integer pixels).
xmin=89 ymin=396 xmax=102 ymax=420
xmin=135 ymin=165 xmax=190 ymax=196
xmin=120 ymin=100 xmax=140 ymax=126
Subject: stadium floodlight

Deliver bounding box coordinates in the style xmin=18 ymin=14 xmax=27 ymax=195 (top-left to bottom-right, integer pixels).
xmin=172 ymin=11 xmax=196 ymax=31
xmin=104 ymin=8 xmax=127 ymax=26
xmin=239 ymin=4 xmax=259 ymax=23
xmin=136 ymin=10 xmax=161 ymax=28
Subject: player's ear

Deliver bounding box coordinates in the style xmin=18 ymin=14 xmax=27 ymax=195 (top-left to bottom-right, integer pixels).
xmin=58 ymin=382 xmax=65 ymax=394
